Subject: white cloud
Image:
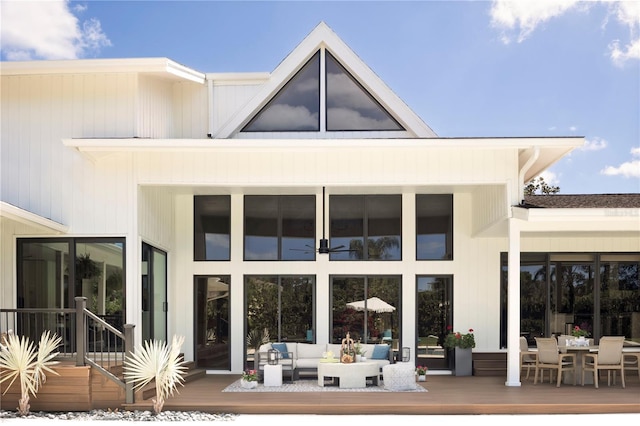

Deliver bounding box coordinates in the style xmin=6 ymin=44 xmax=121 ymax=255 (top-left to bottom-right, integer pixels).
xmin=600 ymin=146 xmax=640 ymax=178
xmin=569 ymin=125 xmax=578 ymax=132
xmin=490 ymin=0 xmax=584 ymax=43
xmin=490 ymin=0 xmax=639 ymax=66
xmin=581 ymin=137 xmax=608 ymax=151
xmin=0 ymin=0 xmax=111 ymax=60
xmin=539 ymin=170 xmax=561 ymax=187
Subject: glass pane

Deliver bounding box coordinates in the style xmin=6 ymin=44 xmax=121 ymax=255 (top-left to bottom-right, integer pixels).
xmin=366 ymin=195 xmax=401 ymax=260
xmin=331 ymin=277 xmax=365 ymax=343
xmin=367 ymin=276 xmax=400 ymax=347
xmin=326 ymin=51 xmax=403 ymax=131
xmin=551 ymin=261 xmax=594 ymax=337
xmin=245 ymin=276 xmax=279 ymax=369
xmin=281 ymin=196 xmax=315 ymax=261
xmin=417 ymin=276 xmax=450 ymax=365
xmin=520 ymin=260 xmax=549 ymax=346
xmin=194 ymin=196 xmax=230 ymax=261
xmin=194 ymin=276 xmax=230 ymax=370
xmin=152 ymin=249 xmax=167 ymax=341
xmin=244 ymin=196 xmax=279 ymax=260
xmin=416 ymin=194 xmax=453 ymax=260
xmin=280 ymin=276 xmax=315 ymax=342
xmin=75 ymin=241 xmax=125 ymax=331
xmin=330 ymin=195 xmax=364 ymax=260
xmin=242 ymin=51 xmax=320 ymax=132
xmin=599 ymin=257 xmax=640 ymax=343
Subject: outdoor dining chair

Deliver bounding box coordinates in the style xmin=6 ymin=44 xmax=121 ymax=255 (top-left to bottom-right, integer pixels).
xmin=623 ymin=352 xmax=639 ymax=382
xmin=520 ymin=336 xmax=536 ymax=380
xmin=582 ymin=336 xmax=625 ymax=389
xmin=534 ymin=337 xmax=577 ymax=387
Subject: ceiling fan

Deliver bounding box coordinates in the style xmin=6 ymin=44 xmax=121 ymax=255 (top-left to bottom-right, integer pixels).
xmin=293 ymin=187 xmax=354 ymax=254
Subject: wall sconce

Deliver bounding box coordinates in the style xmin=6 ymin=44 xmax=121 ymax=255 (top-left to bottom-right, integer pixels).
xmin=267 ymin=349 xmax=279 ymax=365
xmin=402 ymin=347 xmax=410 ymax=362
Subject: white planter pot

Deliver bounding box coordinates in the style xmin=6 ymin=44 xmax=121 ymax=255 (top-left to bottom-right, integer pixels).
xmin=241 ymin=379 xmax=258 ymax=389
xmin=417 ymin=375 xmax=426 ymax=382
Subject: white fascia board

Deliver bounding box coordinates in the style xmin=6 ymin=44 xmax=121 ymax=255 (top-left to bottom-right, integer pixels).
xmin=0 ymin=202 xmax=68 ymax=234
xmin=1 ymin=58 xmax=205 ymax=83
xmin=206 ymin=73 xmax=270 ymax=86
xmin=64 ymin=136 xmax=584 ymax=153
xmin=513 ymin=206 xmax=640 ymax=232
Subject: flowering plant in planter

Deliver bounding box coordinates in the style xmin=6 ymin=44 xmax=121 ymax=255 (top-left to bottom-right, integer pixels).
xmin=443 ymin=326 xmax=476 ymax=349
xmin=571 ymin=325 xmax=590 ymax=338
xmin=415 ymin=365 xmax=428 ymax=375
xmin=241 ymin=369 xmax=258 ymax=382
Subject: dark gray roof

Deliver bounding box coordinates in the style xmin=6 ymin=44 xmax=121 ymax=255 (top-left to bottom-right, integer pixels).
xmin=522 ymin=194 xmax=640 ymax=209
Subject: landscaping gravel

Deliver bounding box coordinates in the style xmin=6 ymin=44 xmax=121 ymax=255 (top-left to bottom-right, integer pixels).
xmin=0 ymin=409 xmax=238 ymax=422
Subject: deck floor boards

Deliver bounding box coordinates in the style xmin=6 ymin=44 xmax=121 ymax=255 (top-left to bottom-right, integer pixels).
xmin=124 ymin=373 xmax=640 ymax=415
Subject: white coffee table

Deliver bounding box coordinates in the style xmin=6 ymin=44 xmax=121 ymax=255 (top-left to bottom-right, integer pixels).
xmin=317 ymin=361 xmax=379 ymax=389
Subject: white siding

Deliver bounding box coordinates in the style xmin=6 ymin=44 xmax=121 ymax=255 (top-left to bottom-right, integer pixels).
xmin=138 ymin=186 xmax=175 ymax=250
xmin=210 ymin=84 xmax=263 ymax=136
xmin=172 ymin=82 xmax=208 ymax=139
xmin=137 ymin=76 xmax=174 ymax=138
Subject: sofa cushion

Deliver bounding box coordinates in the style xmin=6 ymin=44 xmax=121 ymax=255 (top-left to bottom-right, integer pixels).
xmin=272 ymin=342 xmax=289 ymax=358
xmin=371 ymin=344 xmax=390 ymax=359
xmin=296 ymin=343 xmax=326 ymax=359
xmin=326 ymin=344 xmax=342 ymax=358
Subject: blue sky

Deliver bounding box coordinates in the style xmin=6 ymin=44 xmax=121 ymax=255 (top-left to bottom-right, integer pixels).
xmin=2 ymin=0 xmax=639 ymax=194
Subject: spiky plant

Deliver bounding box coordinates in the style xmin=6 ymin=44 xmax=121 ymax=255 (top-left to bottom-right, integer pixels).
xmin=0 ymin=331 xmax=61 ymax=416
xmin=123 ymin=335 xmax=187 ymax=414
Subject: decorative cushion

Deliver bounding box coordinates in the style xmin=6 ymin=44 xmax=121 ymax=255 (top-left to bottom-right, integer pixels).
xmin=371 ymin=344 xmax=390 ymax=360
xmin=272 ymin=342 xmax=289 ymax=358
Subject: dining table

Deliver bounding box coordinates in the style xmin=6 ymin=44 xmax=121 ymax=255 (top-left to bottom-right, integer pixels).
xmin=559 ymin=344 xmax=597 ymax=385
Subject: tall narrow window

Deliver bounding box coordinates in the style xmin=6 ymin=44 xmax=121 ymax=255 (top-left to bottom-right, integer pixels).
xmin=194 ymin=195 xmax=230 ymax=261
xmin=416 ymin=194 xmax=453 ymax=260
xmin=194 ymin=275 xmax=230 ymax=370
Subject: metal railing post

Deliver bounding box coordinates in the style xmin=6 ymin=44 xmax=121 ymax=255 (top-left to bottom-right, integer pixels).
xmin=124 ymin=324 xmax=135 ymax=404
xmin=74 ymin=297 xmax=87 ymax=366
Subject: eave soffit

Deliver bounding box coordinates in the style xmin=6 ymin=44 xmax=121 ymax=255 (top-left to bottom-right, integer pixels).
xmin=214 ymin=21 xmax=437 ymax=139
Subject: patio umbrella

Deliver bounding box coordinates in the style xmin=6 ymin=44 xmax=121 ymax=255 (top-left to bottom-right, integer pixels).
xmin=346 ymin=296 xmax=396 ymax=313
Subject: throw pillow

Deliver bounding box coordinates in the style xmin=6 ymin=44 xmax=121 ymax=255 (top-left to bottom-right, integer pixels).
xmin=371 ymin=344 xmax=389 ymax=360
xmin=272 ymin=342 xmax=289 ymax=359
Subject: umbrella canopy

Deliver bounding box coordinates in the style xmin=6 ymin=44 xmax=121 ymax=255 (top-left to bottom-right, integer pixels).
xmin=346 ymin=296 xmax=396 ymax=313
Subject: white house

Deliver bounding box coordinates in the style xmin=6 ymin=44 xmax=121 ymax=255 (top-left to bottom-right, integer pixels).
xmin=1 ymin=22 xmax=638 ymax=387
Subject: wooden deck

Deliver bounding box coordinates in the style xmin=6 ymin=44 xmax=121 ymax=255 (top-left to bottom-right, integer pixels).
xmin=124 ymin=373 xmax=640 ymax=415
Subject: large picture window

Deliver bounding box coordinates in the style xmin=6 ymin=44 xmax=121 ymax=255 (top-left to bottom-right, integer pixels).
xmin=416 ymin=194 xmax=453 ymax=260
xmin=194 ymin=275 xmax=230 ymax=370
xmin=244 ymin=195 xmax=315 ymax=261
xmin=329 ymin=195 xmax=401 ymax=261
xmin=500 ymin=253 xmax=640 ymax=347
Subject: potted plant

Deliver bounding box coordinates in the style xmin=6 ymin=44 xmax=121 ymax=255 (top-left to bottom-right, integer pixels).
xmin=415 ymin=365 xmax=428 ymax=381
xmin=444 ymin=326 xmax=476 ymax=376
xmin=571 ymin=325 xmax=590 ymax=339
xmin=354 ymin=341 xmax=367 ymax=362
xmin=241 ymin=369 xmax=258 ymax=388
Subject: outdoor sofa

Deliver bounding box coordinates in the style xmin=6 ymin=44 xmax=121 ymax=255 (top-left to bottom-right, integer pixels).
xmin=255 ymin=342 xmax=394 ymax=381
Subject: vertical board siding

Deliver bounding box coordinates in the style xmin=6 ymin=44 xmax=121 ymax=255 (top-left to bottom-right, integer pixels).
xmin=173 ymin=82 xmax=208 ymax=138
xmin=472 ymin=185 xmax=509 ymax=235
xmin=138 ymin=76 xmax=174 ymax=138
xmin=211 ymin=84 xmax=263 ymax=136
xmin=138 ymin=186 xmax=174 ymax=250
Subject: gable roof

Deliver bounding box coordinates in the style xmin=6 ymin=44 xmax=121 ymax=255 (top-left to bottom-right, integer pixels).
xmin=214 ymin=22 xmax=437 ymax=139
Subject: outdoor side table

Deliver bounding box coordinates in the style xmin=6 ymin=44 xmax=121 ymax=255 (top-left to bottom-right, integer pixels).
xmin=383 ymin=362 xmax=416 ymax=391
xmin=264 ymin=364 xmax=283 ymax=387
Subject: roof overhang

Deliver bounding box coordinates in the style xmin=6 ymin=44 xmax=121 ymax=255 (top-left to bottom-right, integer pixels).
xmin=0 ymin=202 xmax=68 ymax=234
xmin=63 ymin=136 xmax=584 ymax=163
xmin=513 ymin=206 xmax=640 ymax=235
xmin=0 ymin=58 xmax=205 ymax=84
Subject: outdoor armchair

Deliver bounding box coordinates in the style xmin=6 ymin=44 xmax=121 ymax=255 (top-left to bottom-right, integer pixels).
xmin=519 ymin=336 xmax=537 ymax=380
xmin=534 ymin=337 xmax=576 ymax=387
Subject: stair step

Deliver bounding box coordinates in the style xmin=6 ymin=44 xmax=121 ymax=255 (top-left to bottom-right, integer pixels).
xmin=140 ymin=367 xmax=206 ymax=400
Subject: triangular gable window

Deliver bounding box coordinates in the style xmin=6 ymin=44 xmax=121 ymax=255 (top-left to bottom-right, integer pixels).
xmin=241 ymin=49 xmax=404 ymax=133
xmin=326 ymin=51 xmax=402 ymax=131
xmin=243 ymin=52 xmax=320 ymax=132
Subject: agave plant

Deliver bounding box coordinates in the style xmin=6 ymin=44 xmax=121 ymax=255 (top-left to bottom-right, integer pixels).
xmin=123 ymin=335 xmax=187 ymax=414
xmin=0 ymin=331 xmax=62 ymax=416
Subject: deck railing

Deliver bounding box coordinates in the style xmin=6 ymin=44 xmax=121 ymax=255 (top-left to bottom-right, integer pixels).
xmin=0 ymin=297 xmax=135 ymax=403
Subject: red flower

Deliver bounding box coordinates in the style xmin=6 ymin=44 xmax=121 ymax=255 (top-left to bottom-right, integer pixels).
xmin=455 ymin=332 xmax=461 ymax=339
xmin=447 ymin=325 xmax=453 ymax=331
xmin=468 ymin=328 xmax=474 ymax=333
